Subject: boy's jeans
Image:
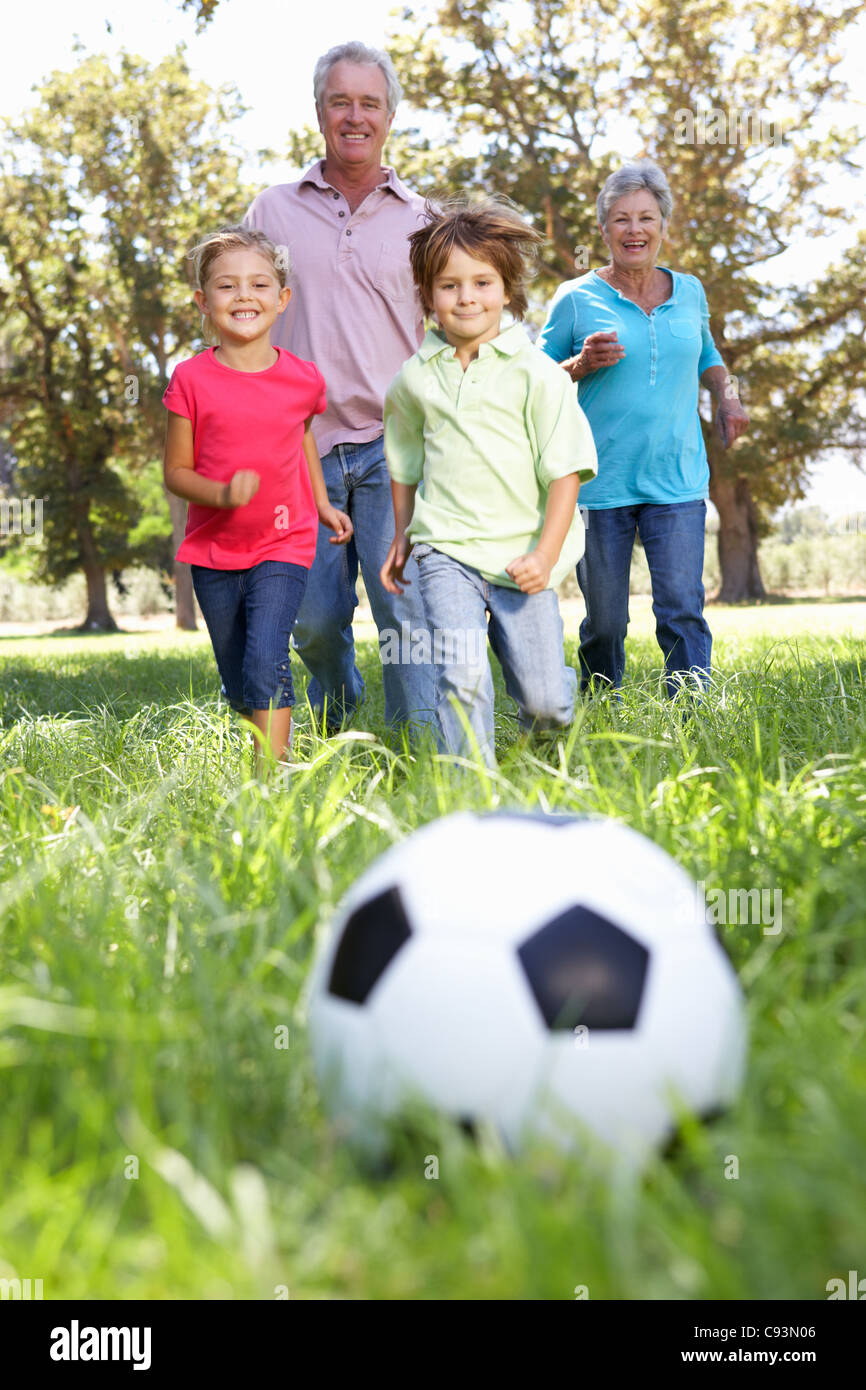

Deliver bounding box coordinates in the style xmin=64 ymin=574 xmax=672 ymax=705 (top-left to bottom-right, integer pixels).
xmin=576 ymin=500 xmax=712 ymax=694
xmin=414 ymin=543 xmax=577 ymax=766
xmin=291 ymin=436 xmax=436 ymax=730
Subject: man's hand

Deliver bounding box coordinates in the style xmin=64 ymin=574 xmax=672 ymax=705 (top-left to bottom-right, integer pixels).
xmin=561 ymin=331 xmax=625 ymax=381
xmin=506 ymin=548 xmax=552 ymax=595
xmin=225 ymin=470 xmax=261 ymax=506
xmin=320 ymin=505 xmax=353 ymax=545
xmin=380 ymin=533 xmax=413 ymax=594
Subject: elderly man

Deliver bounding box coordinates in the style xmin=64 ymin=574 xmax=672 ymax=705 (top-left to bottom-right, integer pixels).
xmin=243 ymin=41 xmax=434 ymax=732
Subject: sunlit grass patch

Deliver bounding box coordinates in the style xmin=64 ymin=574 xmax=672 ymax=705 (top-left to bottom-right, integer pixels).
xmin=0 ymin=622 xmax=864 ymax=1298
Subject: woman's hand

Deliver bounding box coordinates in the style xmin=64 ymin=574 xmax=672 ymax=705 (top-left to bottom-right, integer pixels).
xmin=716 ymin=399 xmax=749 ymax=448
xmin=561 ymin=331 xmax=626 ymax=381
xmin=224 ymin=470 xmax=261 ymax=507
xmin=320 ymin=506 xmax=353 ymax=545
xmin=380 ymin=533 xmax=413 ymax=595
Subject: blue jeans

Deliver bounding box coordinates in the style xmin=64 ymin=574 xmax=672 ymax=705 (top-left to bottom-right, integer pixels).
xmin=576 ymin=500 xmax=711 ymax=694
xmin=191 ymin=560 xmax=308 ymax=713
xmin=415 ymin=543 xmax=577 ymax=766
xmin=291 ymin=436 xmax=436 ymax=731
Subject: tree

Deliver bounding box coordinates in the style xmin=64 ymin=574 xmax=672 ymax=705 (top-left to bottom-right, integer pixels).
xmin=374 ymin=0 xmax=866 ymax=600
xmin=0 ymin=46 xmax=256 ymax=628
xmin=171 ymin=0 xmax=866 ymax=599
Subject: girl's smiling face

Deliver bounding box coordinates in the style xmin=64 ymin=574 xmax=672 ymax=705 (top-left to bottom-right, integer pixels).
xmin=195 ymin=248 xmax=291 ymax=345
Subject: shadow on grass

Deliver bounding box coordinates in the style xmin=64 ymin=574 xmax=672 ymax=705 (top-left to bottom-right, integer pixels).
xmin=0 ymin=653 xmax=217 ymax=720
xmin=0 ymin=647 xmax=392 ymax=730
xmin=0 ymin=624 xmax=195 ymax=642
xmin=708 ymin=593 xmax=866 ymax=607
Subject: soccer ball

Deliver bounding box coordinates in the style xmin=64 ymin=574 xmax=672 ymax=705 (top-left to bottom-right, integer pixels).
xmin=307 ymin=812 xmax=746 ymax=1163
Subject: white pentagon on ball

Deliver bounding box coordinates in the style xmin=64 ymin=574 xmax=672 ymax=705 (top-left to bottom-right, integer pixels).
xmin=307 ymin=812 xmax=747 ymax=1165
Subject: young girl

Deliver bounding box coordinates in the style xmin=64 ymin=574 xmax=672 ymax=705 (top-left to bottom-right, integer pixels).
xmin=163 ymin=226 xmax=352 ymax=773
xmin=380 ymin=197 xmax=598 ymax=766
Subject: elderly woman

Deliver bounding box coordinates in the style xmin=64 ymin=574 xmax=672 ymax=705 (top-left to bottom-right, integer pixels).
xmin=539 ymin=159 xmax=748 ymax=694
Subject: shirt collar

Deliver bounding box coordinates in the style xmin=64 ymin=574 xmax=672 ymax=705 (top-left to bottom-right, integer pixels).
xmin=417 ymin=321 xmax=529 ymax=362
xmin=299 ymin=159 xmax=412 ymax=203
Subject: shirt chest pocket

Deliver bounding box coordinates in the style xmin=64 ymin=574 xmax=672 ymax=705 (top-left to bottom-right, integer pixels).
xmin=373 ymin=242 xmax=417 ymax=304
xmin=667 ymin=317 xmax=700 ymax=339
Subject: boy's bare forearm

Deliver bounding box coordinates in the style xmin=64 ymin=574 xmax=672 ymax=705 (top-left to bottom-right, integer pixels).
xmin=535 ymin=473 xmax=581 ymax=565
xmin=390 ymin=480 xmax=417 ymax=536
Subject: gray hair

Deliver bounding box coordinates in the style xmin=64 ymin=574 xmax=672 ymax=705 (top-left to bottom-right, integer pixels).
xmin=313 ymin=42 xmax=403 ymax=117
xmin=597 ymin=160 xmax=673 ymax=228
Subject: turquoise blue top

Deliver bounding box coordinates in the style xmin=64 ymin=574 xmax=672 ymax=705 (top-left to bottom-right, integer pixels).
xmin=538 ymin=268 xmax=724 ymax=509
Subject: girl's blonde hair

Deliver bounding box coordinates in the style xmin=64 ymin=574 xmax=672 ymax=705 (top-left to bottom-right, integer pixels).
xmin=186 ymin=226 xmax=292 ymax=344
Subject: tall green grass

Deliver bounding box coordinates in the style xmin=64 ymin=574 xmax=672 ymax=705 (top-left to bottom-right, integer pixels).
xmin=1 ymin=622 xmax=864 ymax=1299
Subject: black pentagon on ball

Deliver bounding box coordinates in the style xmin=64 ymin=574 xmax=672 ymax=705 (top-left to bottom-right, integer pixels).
xmin=328 ymin=886 xmax=412 ymax=1004
xmin=518 ymin=904 xmax=649 ymax=1030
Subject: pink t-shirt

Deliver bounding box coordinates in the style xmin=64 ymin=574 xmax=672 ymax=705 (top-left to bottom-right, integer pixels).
xmin=163 ymin=346 xmax=326 ymax=569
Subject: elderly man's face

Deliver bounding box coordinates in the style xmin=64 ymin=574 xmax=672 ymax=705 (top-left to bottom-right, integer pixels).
xmin=601 ymin=189 xmax=665 ymax=272
xmin=317 ymin=61 xmax=394 ymax=175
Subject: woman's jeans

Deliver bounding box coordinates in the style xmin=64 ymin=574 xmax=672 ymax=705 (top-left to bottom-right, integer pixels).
xmin=415 ymin=543 xmax=577 ymax=766
xmin=191 ymin=560 xmax=308 ymax=714
xmin=576 ymin=499 xmax=711 ymax=694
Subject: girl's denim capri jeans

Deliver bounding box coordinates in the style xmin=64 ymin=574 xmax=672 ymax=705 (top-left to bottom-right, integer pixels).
xmin=191 ymin=560 xmax=308 ymax=714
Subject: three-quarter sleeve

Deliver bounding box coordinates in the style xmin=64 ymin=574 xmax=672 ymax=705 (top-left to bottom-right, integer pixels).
xmin=383 ymin=368 xmax=427 ymax=486
xmin=530 ymin=364 xmax=598 ymax=487
xmin=697 ymin=282 xmax=725 ymax=374
xmin=538 ymin=285 xmax=579 ymax=363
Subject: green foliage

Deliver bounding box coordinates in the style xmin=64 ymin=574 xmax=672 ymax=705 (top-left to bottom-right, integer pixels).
xmin=382 ymin=0 xmax=866 ymax=584
xmin=0 ymin=48 xmax=257 ymax=618
xmin=0 ymin=616 xmax=864 ymax=1297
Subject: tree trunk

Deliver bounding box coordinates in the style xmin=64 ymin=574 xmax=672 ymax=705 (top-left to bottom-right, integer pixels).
xmin=168 ymin=490 xmax=197 ymax=630
xmin=81 ymin=562 xmax=117 ymax=631
xmin=711 ymin=474 xmax=766 ymax=602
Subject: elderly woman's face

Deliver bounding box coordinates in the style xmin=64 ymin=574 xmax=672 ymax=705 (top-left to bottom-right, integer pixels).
xmin=601 ymin=189 xmax=665 ymax=272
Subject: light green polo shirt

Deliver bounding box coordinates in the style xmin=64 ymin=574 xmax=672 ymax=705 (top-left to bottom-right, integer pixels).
xmin=383 ymin=322 xmax=598 ymax=589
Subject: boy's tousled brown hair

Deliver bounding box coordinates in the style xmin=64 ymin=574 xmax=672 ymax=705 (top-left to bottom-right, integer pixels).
xmin=408 ymin=195 xmax=544 ymax=320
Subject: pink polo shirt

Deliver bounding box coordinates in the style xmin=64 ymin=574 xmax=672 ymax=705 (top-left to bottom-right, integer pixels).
xmin=243 ymin=161 xmax=426 ymax=457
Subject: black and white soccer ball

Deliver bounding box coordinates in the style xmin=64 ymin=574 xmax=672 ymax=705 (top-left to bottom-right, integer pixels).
xmin=307 ymin=812 xmax=746 ymax=1163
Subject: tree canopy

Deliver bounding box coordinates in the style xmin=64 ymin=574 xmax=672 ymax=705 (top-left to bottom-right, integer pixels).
xmin=282 ymin=0 xmax=866 ymax=598
xmin=0 ymin=47 xmax=255 ymax=627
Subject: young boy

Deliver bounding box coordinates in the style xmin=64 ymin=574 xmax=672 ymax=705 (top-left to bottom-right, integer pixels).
xmin=380 ymin=196 xmax=598 ymax=765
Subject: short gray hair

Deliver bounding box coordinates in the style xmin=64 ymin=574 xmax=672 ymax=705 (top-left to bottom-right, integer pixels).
xmin=597 ymin=160 xmax=673 ymax=228
xmin=313 ymin=42 xmax=403 ymax=117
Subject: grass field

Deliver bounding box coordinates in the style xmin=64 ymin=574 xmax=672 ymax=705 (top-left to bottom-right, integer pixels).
xmin=1 ymin=601 xmax=864 ymax=1300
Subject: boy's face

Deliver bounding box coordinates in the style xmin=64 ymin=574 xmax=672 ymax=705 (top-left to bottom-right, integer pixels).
xmin=430 ymin=247 xmax=510 ymax=356
xmin=194 ymin=249 xmax=291 ymax=346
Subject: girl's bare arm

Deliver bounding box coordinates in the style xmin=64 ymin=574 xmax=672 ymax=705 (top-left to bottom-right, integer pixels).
xmin=163 ymin=411 xmax=259 ymax=508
